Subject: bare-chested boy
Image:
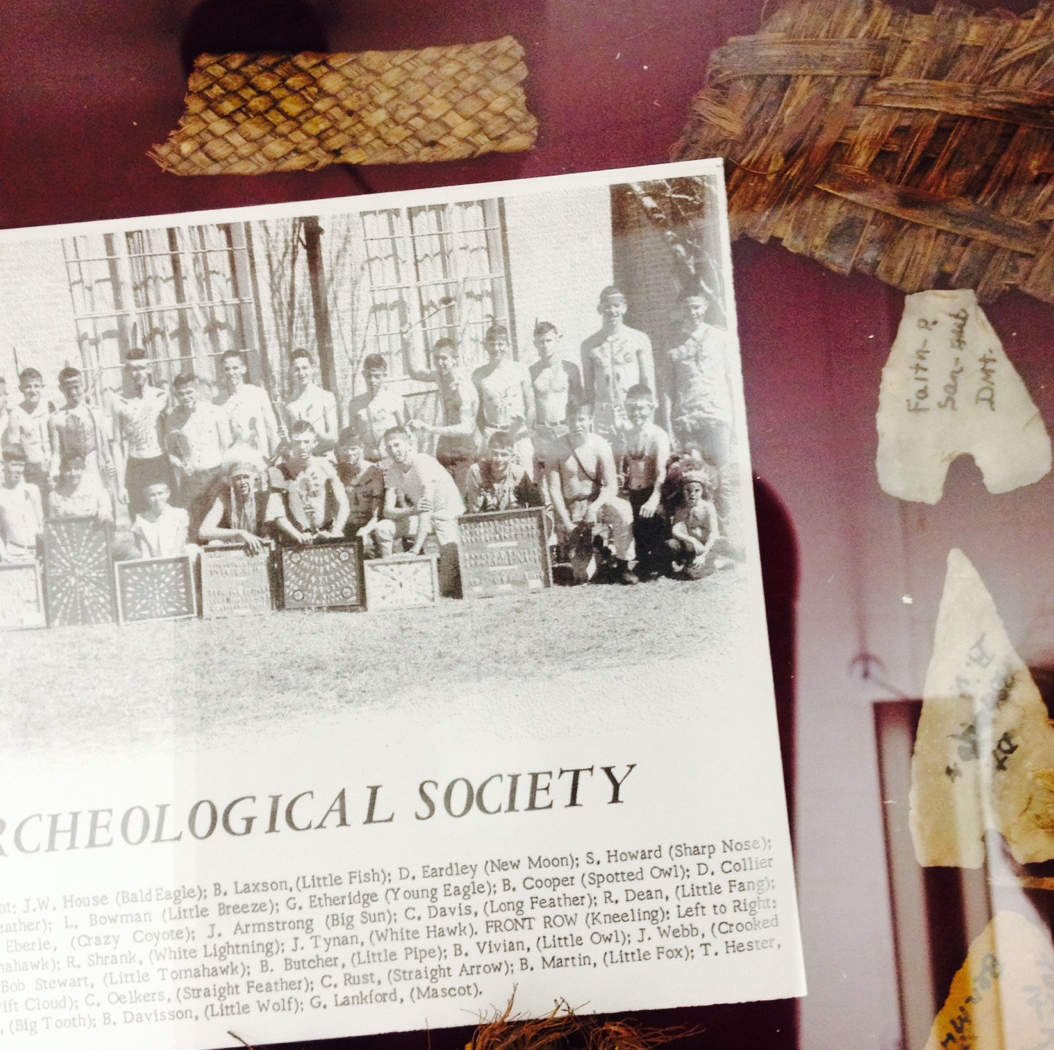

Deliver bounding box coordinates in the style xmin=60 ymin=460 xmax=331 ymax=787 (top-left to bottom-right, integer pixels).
xmin=215 ymin=350 xmax=281 ymax=459
xmin=283 ymin=348 xmax=338 ymax=453
xmin=403 ymin=337 xmax=479 ymax=489
xmin=580 ymin=286 xmax=654 ymax=441
xmin=48 ymin=367 xmax=115 ymax=497
xmin=266 ymin=420 xmax=348 ymax=544
xmin=548 ymin=401 xmax=635 ymax=584
xmin=665 ymin=470 xmax=719 ymax=580
xmin=0 ymin=449 xmax=43 ymax=561
xmin=472 ymin=323 xmax=534 ymax=470
xmin=529 ymin=321 xmax=582 ymax=477
xmin=617 ymin=383 xmax=671 ymax=580
xmin=112 ymin=348 xmax=171 ymax=515
xmin=377 ymin=426 xmax=464 ymax=596
xmin=347 ymin=354 xmax=406 ymax=462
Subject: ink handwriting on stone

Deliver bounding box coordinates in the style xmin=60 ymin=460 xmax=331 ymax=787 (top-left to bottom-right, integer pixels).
xmin=907 ymin=337 xmax=931 ymax=412
xmin=976 ymin=351 xmax=996 ymax=412
xmin=938 ymin=308 xmax=970 ymax=411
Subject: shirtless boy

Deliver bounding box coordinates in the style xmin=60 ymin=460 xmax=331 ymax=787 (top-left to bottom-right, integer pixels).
xmin=618 ymin=384 xmax=671 ymax=580
xmin=215 ymin=350 xmax=281 ymax=459
xmin=347 ymin=354 xmax=406 ymax=462
xmin=665 ymin=470 xmax=719 ymax=580
xmin=283 ymin=348 xmax=338 ymax=453
xmin=580 ymin=286 xmax=654 ymax=441
xmin=529 ymin=321 xmax=582 ymax=476
xmin=472 ymin=323 xmax=534 ymax=470
xmin=402 ymin=337 xmax=479 ymax=488
xmin=112 ymin=348 xmax=171 ymax=515
xmin=548 ymin=401 xmax=635 ymax=584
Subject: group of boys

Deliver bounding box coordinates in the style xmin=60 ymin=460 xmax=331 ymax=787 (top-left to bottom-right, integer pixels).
xmin=0 ymin=282 xmax=734 ymax=593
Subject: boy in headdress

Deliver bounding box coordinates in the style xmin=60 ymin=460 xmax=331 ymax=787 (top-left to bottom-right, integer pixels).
xmin=665 ymin=468 xmax=719 ymax=580
xmin=197 ymin=453 xmax=271 ymax=554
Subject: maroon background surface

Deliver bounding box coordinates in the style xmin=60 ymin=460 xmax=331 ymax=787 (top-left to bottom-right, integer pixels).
xmin=5 ymin=2 xmax=1054 ymax=1048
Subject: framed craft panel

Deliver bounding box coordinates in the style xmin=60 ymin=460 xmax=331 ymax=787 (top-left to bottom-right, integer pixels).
xmin=279 ymin=540 xmax=364 ymax=611
xmin=363 ymin=553 xmax=440 ymax=611
xmin=457 ymin=507 xmax=551 ymax=599
xmin=42 ymin=516 xmax=116 ymax=627
xmin=115 ymin=555 xmax=197 ymax=625
xmin=0 ymin=562 xmax=46 ymax=630
xmin=200 ymin=543 xmax=275 ymax=619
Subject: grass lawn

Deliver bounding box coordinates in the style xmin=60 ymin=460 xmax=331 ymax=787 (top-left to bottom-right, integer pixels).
xmin=3 ymin=568 xmax=748 ymax=757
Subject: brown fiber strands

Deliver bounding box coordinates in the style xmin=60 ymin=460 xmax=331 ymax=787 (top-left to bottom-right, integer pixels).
xmin=150 ymin=36 xmax=538 ymax=174
xmin=671 ymin=0 xmax=1054 ymax=303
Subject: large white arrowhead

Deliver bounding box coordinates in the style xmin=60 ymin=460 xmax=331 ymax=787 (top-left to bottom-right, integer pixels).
xmin=877 ymin=289 xmax=1050 ymax=503
xmin=923 ymin=911 xmax=1054 ymax=1050
xmin=910 ymin=549 xmax=1054 ymax=867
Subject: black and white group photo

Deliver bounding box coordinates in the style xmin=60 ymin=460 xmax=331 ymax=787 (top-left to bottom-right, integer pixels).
xmin=0 ymin=166 xmax=756 ymax=750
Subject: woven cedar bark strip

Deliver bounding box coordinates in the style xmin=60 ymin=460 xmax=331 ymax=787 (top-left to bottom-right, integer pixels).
xmin=671 ymin=0 xmax=1054 ymax=303
xmin=865 ymin=80 xmax=1054 ymax=129
xmin=149 ymin=36 xmax=538 ymax=174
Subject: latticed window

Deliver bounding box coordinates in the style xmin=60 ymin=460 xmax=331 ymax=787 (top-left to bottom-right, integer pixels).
xmin=359 ymin=199 xmax=512 ymax=374
xmin=62 ymin=224 xmax=258 ymax=394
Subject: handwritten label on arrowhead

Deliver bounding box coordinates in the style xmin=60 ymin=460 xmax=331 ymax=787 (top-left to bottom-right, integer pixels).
xmin=877 ymin=289 xmax=1050 ymax=503
xmin=910 ymin=549 xmax=1054 ymax=867
xmin=923 ymin=910 xmax=1054 ymax=1050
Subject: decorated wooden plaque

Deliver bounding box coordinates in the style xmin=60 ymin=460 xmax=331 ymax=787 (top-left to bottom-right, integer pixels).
xmin=0 ymin=562 xmax=46 ymax=630
xmin=279 ymin=541 xmax=364 ymax=611
xmin=43 ymin=516 xmax=116 ymax=626
xmin=115 ymin=555 xmax=196 ymax=624
xmin=457 ymin=507 xmax=551 ymax=599
xmin=200 ymin=543 xmax=274 ymax=619
xmin=363 ymin=554 xmax=439 ymax=611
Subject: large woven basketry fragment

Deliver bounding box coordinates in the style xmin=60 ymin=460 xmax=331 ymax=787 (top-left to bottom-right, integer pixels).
xmin=671 ymin=0 xmax=1054 ymax=304
xmin=150 ymin=36 xmax=538 ymax=174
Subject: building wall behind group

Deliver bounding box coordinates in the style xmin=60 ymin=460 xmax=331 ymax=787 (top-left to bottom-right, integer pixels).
xmin=0 ymin=239 xmax=79 ymax=392
xmin=503 ymin=187 xmax=613 ymax=366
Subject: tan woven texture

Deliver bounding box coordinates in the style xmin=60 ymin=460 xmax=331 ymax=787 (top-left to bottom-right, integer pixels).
xmin=671 ymin=0 xmax=1054 ymax=304
xmin=149 ymin=36 xmax=538 ymax=174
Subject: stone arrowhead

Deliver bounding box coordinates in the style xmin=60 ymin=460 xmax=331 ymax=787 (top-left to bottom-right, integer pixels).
xmin=910 ymin=549 xmax=1054 ymax=867
xmin=923 ymin=911 xmax=1054 ymax=1050
xmin=877 ymin=289 xmax=1050 ymax=503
